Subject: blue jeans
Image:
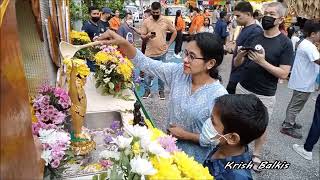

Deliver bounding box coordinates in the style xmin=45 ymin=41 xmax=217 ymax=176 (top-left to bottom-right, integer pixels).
xmin=144 ymin=54 xmax=166 ymax=92
xmin=304 ymin=94 xmax=320 ymax=152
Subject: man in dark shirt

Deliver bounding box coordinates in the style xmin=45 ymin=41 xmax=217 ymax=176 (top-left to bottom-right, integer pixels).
xmin=226 ymin=1 xmax=263 ymax=94
xmin=214 ymin=11 xmax=230 ymax=43
xmin=100 ymin=7 xmax=112 ymax=31
xmin=234 ymin=2 xmax=293 ymax=172
xmin=81 ymin=6 xmax=106 ymax=40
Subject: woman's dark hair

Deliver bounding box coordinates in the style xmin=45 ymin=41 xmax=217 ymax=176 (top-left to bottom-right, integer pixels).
xmin=193 ymin=7 xmax=200 ymax=13
xmin=214 ymin=94 xmax=268 ymax=146
xmin=187 ymin=32 xmax=224 ymax=80
xmin=204 ymin=17 xmax=211 ymax=27
xmin=175 ymin=10 xmax=181 ymax=26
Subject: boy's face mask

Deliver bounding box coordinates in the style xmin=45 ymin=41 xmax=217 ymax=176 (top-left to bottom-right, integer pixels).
xmin=200 ymin=118 xmax=228 ymax=147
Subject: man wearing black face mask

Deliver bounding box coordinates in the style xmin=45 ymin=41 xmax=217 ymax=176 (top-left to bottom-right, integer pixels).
xmin=234 ymin=2 xmax=293 ymax=172
xmin=81 ymin=6 xmax=106 ymax=40
xmin=140 ymin=2 xmax=177 ymax=100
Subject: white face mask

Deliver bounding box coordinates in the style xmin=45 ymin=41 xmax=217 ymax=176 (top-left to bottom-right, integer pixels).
xmin=200 ymin=118 xmax=228 ymax=147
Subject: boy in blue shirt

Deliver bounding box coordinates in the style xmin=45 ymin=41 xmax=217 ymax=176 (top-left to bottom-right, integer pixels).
xmin=203 ymin=94 xmax=268 ymax=179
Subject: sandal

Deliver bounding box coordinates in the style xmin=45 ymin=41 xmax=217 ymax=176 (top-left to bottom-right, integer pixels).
xmin=252 ymin=155 xmax=262 ymax=173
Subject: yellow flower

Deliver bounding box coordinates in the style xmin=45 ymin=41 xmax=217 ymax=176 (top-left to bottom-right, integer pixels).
xmin=70 ymin=30 xmax=91 ymax=44
xmin=94 ymin=51 xmax=117 ymax=65
xmin=145 ymin=119 xmax=154 ymax=129
xmin=149 ymin=156 xmax=183 ymax=180
xmin=116 ymin=63 xmax=133 ymax=81
xmin=63 ymin=58 xmax=90 ymax=78
xmin=173 ymin=151 xmax=213 ymax=179
xmin=132 ymin=142 xmax=141 ymax=155
xmin=151 ymin=128 xmax=166 ymax=141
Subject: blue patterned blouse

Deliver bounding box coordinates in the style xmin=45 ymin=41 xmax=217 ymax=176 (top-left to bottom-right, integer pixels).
xmin=133 ymin=49 xmax=228 ymax=163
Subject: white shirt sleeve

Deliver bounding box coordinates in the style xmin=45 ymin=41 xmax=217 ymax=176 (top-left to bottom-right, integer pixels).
xmin=306 ymin=43 xmax=320 ymax=62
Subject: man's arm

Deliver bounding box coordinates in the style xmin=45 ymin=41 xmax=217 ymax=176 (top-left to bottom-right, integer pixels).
xmin=248 ymin=50 xmax=291 ymax=79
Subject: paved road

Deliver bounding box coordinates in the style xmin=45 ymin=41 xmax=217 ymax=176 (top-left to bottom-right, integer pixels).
xmin=137 ymin=42 xmax=319 ymax=180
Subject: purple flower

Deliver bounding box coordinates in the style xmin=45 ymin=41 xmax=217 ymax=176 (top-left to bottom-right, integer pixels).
xmin=110 ymin=120 xmax=121 ymax=131
xmin=104 ymin=135 xmax=113 ymax=144
xmin=157 ymin=136 xmax=180 ymax=153
xmin=38 ymin=84 xmax=54 ymax=94
xmin=32 ymin=123 xmax=40 ymax=135
xmin=116 ymin=131 xmax=124 ymax=136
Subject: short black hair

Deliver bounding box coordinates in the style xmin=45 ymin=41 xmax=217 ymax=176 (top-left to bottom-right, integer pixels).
xmin=151 ymin=2 xmax=161 ymax=10
xmin=187 ymin=33 xmax=224 ymax=80
xmin=88 ymin=6 xmax=99 ymax=14
xmin=220 ymin=11 xmax=227 ymax=19
xmin=214 ymin=94 xmax=269 ymax=146
xmin=303 ymin=19 xmax=320 ymax=37
xmin=234 ymin=1 xmax=253 ymax=15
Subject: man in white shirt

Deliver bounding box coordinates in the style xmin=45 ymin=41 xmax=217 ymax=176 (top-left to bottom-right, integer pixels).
xmin=281 ymin=20 xmax=320 ymax=139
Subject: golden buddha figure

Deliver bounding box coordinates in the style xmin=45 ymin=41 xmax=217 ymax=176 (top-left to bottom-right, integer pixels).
xmin=69 ymin=61 xmax=95 ymax=155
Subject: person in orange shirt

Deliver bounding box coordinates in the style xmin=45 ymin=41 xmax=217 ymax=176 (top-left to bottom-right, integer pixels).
xmin=189 ymin=8 xmax=204 ymax=34
xmin=109 ymin=10 xmax=121 ymax=31
xmin=174 ymin=10 xmax=185 ymax=58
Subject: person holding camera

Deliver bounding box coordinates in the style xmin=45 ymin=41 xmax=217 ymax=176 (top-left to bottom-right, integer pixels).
xmin=234 ymin=2 xmax=294 ymax=172
xmin=139 ymin=2 xmax=177 ymax=100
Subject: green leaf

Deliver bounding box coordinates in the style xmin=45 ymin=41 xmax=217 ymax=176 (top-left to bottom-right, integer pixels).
xmin=100 ymin=172 xmax=108 ymax=180
xmin=92 ymin=175 xmax=98 ymax=180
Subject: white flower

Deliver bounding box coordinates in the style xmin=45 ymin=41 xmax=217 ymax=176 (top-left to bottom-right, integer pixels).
xmin=130 ymin=157 xmax=157 ymax=176
xmin=99 ymin=150 xmax=120 ymax=161
xmin=103 ymin=77 xmax=111 ymax=83
xmin=110 ymin=64 xmax=117 ymax=70
xmin=124 ymin=124 xmax=151 ymax=140
xmin=147 ymin=141 xmax=170 ymax=158
xmin=38 ymin=129 xmax=70 ymax=146
xmin=100 ymin=65 xmax=106 ymax=70
xmin=41 ymin=150 xmax=52 ymax=165
xmin=105 ymin=69 xmax=112 ymax=74
xmin=112 ymin=136 xmax=132 ymax=149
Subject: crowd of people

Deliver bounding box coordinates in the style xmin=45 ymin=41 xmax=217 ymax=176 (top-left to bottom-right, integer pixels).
xmin=81 ymin=1 xmax=319 ymax=179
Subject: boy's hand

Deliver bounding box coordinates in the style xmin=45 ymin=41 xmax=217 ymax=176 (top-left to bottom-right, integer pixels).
xmin=168 ymin=124 xmax=187 ymax=140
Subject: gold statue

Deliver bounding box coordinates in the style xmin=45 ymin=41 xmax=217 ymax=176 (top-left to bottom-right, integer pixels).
xmin=69 ymin=61 xmax=95 ymax=155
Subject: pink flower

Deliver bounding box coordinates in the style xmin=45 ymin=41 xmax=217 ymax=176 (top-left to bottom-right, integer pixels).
xmin=50 ymin=159 xmax=60 ymax=168
xmin=157 ymin=136 xmax=180 ymax=153
xmin=100 ymin=159 xmax=113 ymax=168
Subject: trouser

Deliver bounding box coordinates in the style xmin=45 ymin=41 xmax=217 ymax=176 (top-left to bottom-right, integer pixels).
xmin=283 ymin=90 xmax=311 ymax=128
xmin=236 ymin=84 xmax=276 ymax=117
xmin=144 ymin=54 xmax=166 ymax=92
xmin=304 ymin=94 xmax=320 ymax=152
xmin=174 ymin=30 xmax=183 ymax=55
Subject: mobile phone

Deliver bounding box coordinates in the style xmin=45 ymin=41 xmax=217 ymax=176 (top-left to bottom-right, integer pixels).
xmin=151 ymin=32 xmax=156 ymax=36
xmin=240 ymin=47 xmax=256 ymax=51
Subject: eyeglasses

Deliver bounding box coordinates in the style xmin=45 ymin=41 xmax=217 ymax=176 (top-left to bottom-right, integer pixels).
xmin=183 ymin=49 xmax=205 ymax=63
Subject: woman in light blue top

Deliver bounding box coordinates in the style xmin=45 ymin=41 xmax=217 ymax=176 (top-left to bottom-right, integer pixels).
xmin=98 ymin=30 xmax=228 ymax=163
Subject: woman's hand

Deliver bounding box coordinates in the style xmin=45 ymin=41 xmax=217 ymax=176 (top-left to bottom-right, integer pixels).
xmin=97 ymin=30 xmax=137 ymax=59
xmin=98 ymin=30 xmax=128 ymax=46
